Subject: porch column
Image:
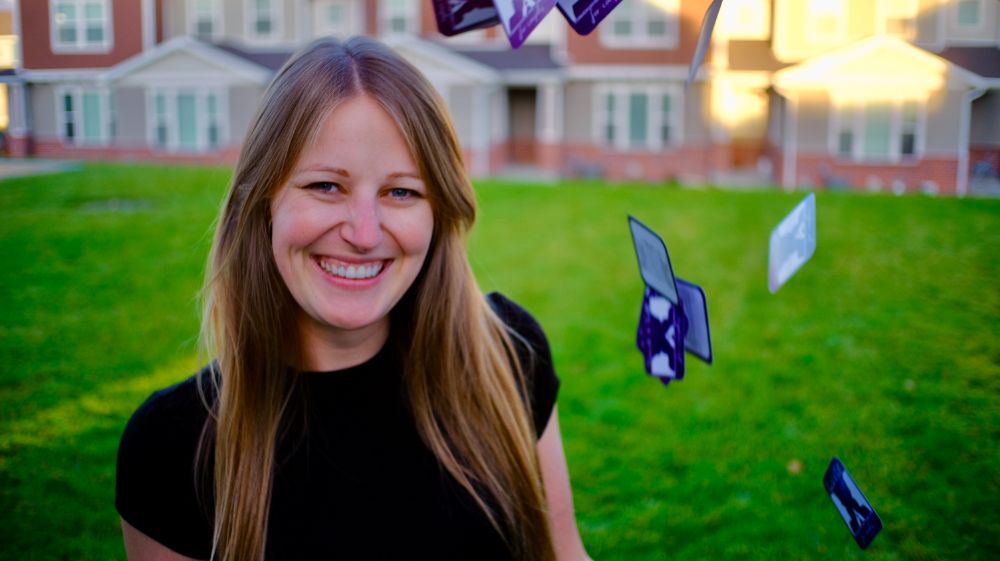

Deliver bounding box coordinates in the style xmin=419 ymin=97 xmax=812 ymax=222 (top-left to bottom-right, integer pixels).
xmin=7 ymin=82 xmax=32 ymax=157
xmin=536 ymin=81 xmax=563 ymax=173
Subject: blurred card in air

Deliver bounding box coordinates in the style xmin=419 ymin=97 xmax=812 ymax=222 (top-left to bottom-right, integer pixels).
xmin=556 ymin=0 xmax=622 ymax=35
xmin=676 ymin=277 xmax=712 ymax=364
xmin=494 ymin=0 xmax=558 ymax=48
xmin=768 ymin=193 xmax=816 ymax=293
xmin=433 ymin=0 xmax=500 ymax=36
xmin=629 ymin=216 xmax=679 ymax=304
xmin=637 ymin=285 xmax=688 ymax=384
xmin=823 ymin=457 xmax=883 ymax=549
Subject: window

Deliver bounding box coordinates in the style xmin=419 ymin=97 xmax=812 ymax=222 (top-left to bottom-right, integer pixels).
xmin=806 ymin=0 xmax=846 ymax=44
xmin=247 ymin=0 xmax=279 ymax=39
xmin=51 ymin=0 xmax=112 ymax=52
xmin=879 ymin=0 xmax=918 ymax=40
xmin=379 ymin=0 xmax=418 ymax=35
xmin=600 ymin=0 xmax=679 ymax=48
xmin=58 ymin=86 xmax=111 ymax=145
xmin=189 ymin=0 xmax=221 ymax=39
xmin=720 ymin=0 xmax=771 ymax=40
xmin=956 ymin=0 xmax=981 ymax=27
xmin=831 ymin=101 xmax=924 ymax=162
xmin=148 ymin=88 xmax=228 ymax=152
xmin=313 ymin=0 xmax=359 ymax=38
xmin=597 ymin=85 xmax=682 ymax=151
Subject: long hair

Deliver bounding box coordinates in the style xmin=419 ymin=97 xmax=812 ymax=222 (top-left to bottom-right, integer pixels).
xmin=199 ymin=36 xmax=555 ymax=561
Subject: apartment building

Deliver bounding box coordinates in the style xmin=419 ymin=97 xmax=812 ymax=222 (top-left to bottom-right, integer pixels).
xmin=3 ymin=1 xmax=998 ymax=194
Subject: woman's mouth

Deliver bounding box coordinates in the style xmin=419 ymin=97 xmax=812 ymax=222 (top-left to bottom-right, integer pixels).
xmin=316 ymin=258 xmax=386 ymax=280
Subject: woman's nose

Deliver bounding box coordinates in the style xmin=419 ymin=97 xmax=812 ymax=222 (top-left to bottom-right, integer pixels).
xmin=340 ymin=197 xmax=383 ymax=251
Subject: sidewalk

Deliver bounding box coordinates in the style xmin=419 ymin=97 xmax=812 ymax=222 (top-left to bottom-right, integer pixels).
xmin=0 ymin=158 xmax=82 ymax=180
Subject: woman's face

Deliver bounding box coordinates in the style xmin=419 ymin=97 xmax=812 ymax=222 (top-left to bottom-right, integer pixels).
xmin=270 ymin=94 xmax=434 ymax=356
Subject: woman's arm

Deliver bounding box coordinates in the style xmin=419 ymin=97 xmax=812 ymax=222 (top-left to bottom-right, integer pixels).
xmin=538 ymin=405 xmax=594 ymax=561
xmin=121 ymin=519 xmax=203 ymax=561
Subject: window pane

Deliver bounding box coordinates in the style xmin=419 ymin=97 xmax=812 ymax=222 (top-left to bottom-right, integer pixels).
xmin=196 ymin=20 xmax=213 ymax=35
xmin=328 ymin=4 xmax=345 ymax=24
xmin=661 ymin=95 xmax=672 ymax=143
xmin=155 ymin=94 xmax=166 ymax=116
xmin=177 ymin=93 xmax=198 ymax=149
xmin=958 ymin=0 xmax=979 ymax=25
xmin=64 ymin=93 xmax=74 ymax=112
xmin=604 ymin=93 xmax=616 ymax=144
xmin=838 ymin=131 xmax=853 ymax=156
xmin=629 ymin=93 xmax=648 ymax=147
xmin=613 ymin=19 xmax=631 ymax=35
xmin=82 ymin=92 xmax=102 ymax=141
xmin=59 ymin=26 xmax=78 ymax=44
xmin=56 ymin=4 xmax=76 ymax=23
xmin=863 ymin=104 xmax=891 ymax=160
xmin=901 ymin=133 xmax=916 ymax=156
xmin=84 ymin=2 xmax=103 ymax=19
xmin=86 ymin=24 xmax=104 ymax=43
xmin=256 ymin=18 xmax=272 ymax=34
xmin=207 ymin=94 xmax=218 ymax=116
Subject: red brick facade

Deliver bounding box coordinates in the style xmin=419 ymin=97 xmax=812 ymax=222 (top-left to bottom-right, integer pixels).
xmin=20 ymin=0 xmax=144 ymax=69
xmin=790 ymin=153 xmax=959 ymax=194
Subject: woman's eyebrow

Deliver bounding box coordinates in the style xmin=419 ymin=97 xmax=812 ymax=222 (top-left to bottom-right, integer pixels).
xmin=296 ymin=165 xmax=350 ymax=177
xmin=386 ymin=171 xmax=422 ymax=182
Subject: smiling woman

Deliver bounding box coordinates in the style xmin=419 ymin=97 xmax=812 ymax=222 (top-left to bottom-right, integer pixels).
xmin=114 ymin=36 xmax=591 ymax=561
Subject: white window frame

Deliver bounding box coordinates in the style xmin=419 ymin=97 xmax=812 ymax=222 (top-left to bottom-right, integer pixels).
xmin=312 ymin=0 xmax=362 ymax=38
xmin=50 ymin=0 xmax=114 ymax=54
xmin=876 ymin=0 xmax=919 ymax=40
xmin=593 ymin=83 xmax=684 ymax=152
xmin=829 ymin=101 xmax=927 ymax=163
xmin=146 ymin=87 xmax=229 ymax=153
xmin=378 ymin=0 xmax=419 ymax=36
xmin=188 ymin=0 xmax=223 ymax=40
xmin=245 ymin=0 xmax=282 ymax=42
xmin=55 ymin=85 xmax=113 ymax=146
xmin=600 ymin=0 xmax=680 ymax=49
xmin=806 ymin=0 xmax=847 ymax=45
xmin=953 ymin=0 xmax=985 ymax=30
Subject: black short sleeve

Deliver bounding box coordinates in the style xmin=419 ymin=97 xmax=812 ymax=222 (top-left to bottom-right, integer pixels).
xmin=487 ymin=292 xmax=560 ymax=437
xmin=115 ymin=374 xmax=214 ymax=559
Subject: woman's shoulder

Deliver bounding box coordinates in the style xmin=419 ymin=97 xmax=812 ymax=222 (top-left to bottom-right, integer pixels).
xmin=124 ymin=366 xmax=216 ymax=433
xmin=486 ymin=292 xmax=548 ymax=347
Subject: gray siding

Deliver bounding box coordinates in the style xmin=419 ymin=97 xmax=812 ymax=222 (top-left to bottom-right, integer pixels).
xmin=970 ymin=91 xmax=1000 ymax=145
xmin=683 ymin=82 xmax=711 ymax=144
xmin=448 ymin=85 xmax=475 ymax=146
xmin=114 ymin=87 xmax=147 ymax=144
xmin=924 ymin=90 xmax=963 ymax=155
xmin=228 ymin=84 xmax=263 ymax=143
xmin=796 ymin=91 xmax=830 ymax=151
xmin=31 ymin=85 xmax=57 ymax=138
xmin=563 ymin=82 xmax=593 ymax=143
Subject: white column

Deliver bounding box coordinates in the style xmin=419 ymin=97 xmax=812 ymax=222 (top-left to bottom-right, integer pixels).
xmin=470 ymin=85 xmax=490 ymax=177
xmin=536 ymin=81 xmax=563 ymax=144
xmin=142 ymin=0 xmax=156 ymax=50
xmin=8 ymin=82 xmax=29 ymax=137
xmin=956 ymin=87 xmax=987 ymax=198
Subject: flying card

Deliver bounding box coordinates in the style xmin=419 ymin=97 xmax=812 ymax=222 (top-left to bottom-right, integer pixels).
xmin=628 ymin=216 xmax=679 ymax=304
xmin=433 ymin=0 xmax=500 ymax=36
xmin=637 ymin=285 xmax=688 ymax=385
xmin=676 ymin=277 xmax=712 ymax=363
xmin=493 ymin=0 xmax=558 ymax=49
xmin=823 ymin=457 xmax=883 ymax=549
xmin=768 ymin=192 xmax=816 ymax=293
xmin=688 ymin=0 xmax=723 ymax=86
xmin=555 ymin=0 xmax=623 ymax=36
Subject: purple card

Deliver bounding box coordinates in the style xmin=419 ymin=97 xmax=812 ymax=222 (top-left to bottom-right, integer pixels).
xmin=433 ymin=0 xmax=501 ymax=36
xmin=637 ymin=285 xmax=689 ymax=386
xmin=494 ymin=0 xmax=558 ymax=49
xmin=556 ymin=0 xmax=623 ymax=36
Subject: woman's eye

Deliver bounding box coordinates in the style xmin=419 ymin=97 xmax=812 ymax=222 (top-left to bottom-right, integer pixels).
xmin=305 ymin=181 xmax=341 ymax=193
xmin=388 ymin=187 xmax=417 ymax=199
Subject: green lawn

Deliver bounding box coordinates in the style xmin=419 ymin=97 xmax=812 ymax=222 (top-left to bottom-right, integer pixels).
xmin=1 ymin=163 xmax=997 ymax=560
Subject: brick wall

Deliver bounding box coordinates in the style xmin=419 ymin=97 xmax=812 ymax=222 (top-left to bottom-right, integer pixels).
xmin=790 ymin=153 xmax=959 ymax=194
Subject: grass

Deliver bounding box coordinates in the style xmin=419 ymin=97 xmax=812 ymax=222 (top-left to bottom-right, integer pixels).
xmin=1 ymin=163 xmax=998 ymax=560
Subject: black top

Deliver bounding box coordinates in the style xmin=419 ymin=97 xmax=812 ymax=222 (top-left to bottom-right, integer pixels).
xmin=116 ymin=293 xmax=559 ymax=560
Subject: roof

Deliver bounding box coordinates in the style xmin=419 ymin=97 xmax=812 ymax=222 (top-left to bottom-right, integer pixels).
xmin=450 ymin=44 xmax=562 ymax=71
xmin=937 ymin=47 xmax=1000 ymax=79
xmin=213 ymin=42 xmax=295 ymax=72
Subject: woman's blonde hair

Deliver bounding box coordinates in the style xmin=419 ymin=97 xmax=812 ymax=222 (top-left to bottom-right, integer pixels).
xmin=199 ymin=36 xmax=555 ymax=561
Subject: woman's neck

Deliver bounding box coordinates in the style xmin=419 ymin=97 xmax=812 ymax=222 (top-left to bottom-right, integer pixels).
xmin=296 ymin=317 xmax=390 ymax=372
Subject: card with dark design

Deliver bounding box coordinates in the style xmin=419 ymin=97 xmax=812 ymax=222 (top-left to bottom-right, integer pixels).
xmin=768 ymin=192 xmax=816 ymax=293
xmin=823 ymin=457 xmax=883 ymax=549
xmin=636 ymin=285 xmax=688 ymax=385
xmin=555 ymin=0 xmax=623 ymax=36
xmin=433 ymin=0 xmax=501 ymax=36
xmin=628 ymin=215 xmax=679 ymax=304
xmin=493 ymin=0 xmax=558 ymax=49
xmin=688 ymin=0 xmax=723 ymax=85
xmin=676 ymin=277 xmax=712 ymax=364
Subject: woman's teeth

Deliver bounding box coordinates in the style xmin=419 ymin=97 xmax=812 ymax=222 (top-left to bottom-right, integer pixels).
xmin=320 ymin=260 xmax=383 ymax=280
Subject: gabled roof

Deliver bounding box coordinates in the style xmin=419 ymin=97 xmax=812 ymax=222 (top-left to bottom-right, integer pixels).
xmin=383 ymin=35 xmax=500 ymax=85
xmin=450 ymin=44 xmax=562 ymax=71
xmin=213 ymin=42 xmax=296 ymax=72
xmin=774 ymin=35 xmax=986 ymax=94
xmin=937 ymin=47 xmax=1000 ymax=80
xmin=102 ymin=36 xmax=273 ymax=84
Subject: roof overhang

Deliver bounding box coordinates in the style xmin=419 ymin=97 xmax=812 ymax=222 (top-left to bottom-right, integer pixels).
xmin=103 ymin=36 xmax=272 ymax=85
